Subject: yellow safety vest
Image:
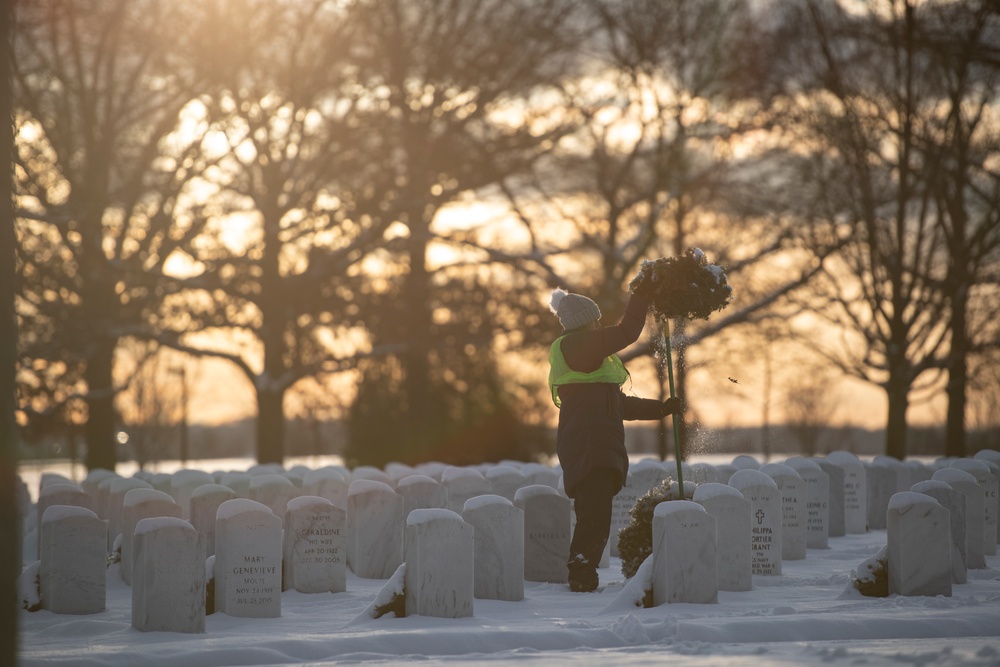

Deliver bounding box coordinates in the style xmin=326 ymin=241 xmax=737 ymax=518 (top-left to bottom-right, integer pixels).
xmin=548 ymin=334 xmax=629 ymax=408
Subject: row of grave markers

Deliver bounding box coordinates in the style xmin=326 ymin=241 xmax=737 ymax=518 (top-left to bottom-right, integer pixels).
xmin=22 ymin=448 xmax=1000 ymax=632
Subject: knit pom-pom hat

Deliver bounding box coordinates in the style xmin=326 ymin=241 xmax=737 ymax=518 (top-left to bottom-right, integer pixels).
xmin=549 ymin=288 xmax=602 ymax=331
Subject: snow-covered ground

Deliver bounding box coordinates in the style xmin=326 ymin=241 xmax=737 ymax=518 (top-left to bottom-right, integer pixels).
xmin=16 ymin=457 xmax=1000 ymax=667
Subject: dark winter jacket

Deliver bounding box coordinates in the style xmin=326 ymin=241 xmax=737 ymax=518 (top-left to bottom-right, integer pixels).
xmin=551 ymin=293 xmax=665 ymax=498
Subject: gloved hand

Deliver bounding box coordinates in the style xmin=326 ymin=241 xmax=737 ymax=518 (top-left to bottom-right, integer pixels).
xmin=661 ymin=397 xmax=682 ymax=417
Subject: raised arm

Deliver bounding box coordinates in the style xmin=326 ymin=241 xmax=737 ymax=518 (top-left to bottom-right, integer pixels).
xmin=561 ymin=293 xmax=649 ymax=372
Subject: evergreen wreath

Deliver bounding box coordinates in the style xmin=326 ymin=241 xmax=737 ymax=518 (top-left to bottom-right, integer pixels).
xmin=617 ymin=479 xmax=681 ymax=579
xmin=628 ymin=247 xmax=733 ymax=322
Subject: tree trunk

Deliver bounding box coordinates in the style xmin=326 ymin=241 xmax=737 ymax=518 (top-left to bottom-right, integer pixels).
xmin=945 ymin=285 xmax=968 ymax=458
xmin=1 ymin=0 xmax=19 ymax=655
xmin=254 ymin=201 xmax=292 ymax=465
xmin=402 ymin=212 xmax=435 ymax=452
xmin=84 ymin=338 xmax=118 ymax=471
xmin=256 ymin=387 xmax=285 ymax=465
xmin=884 ymin=376 xmax=909 ymax=460
xmin=674 ymin=319 xmax=690 ymax=461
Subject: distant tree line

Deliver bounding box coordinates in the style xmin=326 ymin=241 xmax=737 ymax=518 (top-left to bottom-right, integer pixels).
xmin=11 ymin=0 xmax=1000 ymax=470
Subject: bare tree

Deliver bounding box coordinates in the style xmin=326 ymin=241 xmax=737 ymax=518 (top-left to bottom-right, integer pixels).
xmin=14 ymin=0 xmax=212 ymax=469
xmin=919 ymin=1 xmax=1000 ymax=457
xmin=1 ymin=0 xmax=19 ymax=657
xmin=783 ymin=371 xmax=840 ymax=457
xmin=341 ymin=0 xmax=584 ymax=466
xmin=492 ymin=0 xmax=832 ymax=460
xmin=783 ymin=0 xmax=995 ymax=459
xmin=147 ymin=0 xmax=398 ymax=464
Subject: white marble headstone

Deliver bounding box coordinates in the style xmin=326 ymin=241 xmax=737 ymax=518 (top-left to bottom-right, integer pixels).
xmin=170 ymin=469 xmax=216 ymax=519
xmin=652 ymin=500 xmax=718 ymax=605
xmin=911 ymin=479 xmax=967 ymax=584
xmin=486 ymin=466 xmax=529 ymax=502
xmin=283 ymin=496 xmax=346 ymax=594
xmin=107 ymin=477 xmax=154 ymax=551
xmin=249 ymin=473 xmax=298 ymax=519
xmin=887 ymin=492 xmax=952 ymax=597
xmin=351 ymin=465 xmax=395 ymax=488
xmin=189 ymin=484 xmax=237 ymax=558
xmin=347 ymin=480 xmax=404 ymax=579
xmin=729 ymin=469 xmax=782 ymax=576
xmin=303 ymin=468 xmax=349 ymax=509
xmin=515 ymin=484 xmax=571 ymax=584
xmin=121 ymin=488 xmax=182 ymax=585
xmin=219 ymin=471 xmax=252 ymax=497
xmin=462 ymin=495 xmax=524 ymax=601
xmin=442 ymin=467 xmax=490 ymax=514
xmin=949 ymin=459 xmax=998 ymax=557
xmin=396 ymin=474 xmax=445 ymax=515
xmin=404 ymin=509 xmax=474 ymax=618
xmin=131 ymin=517 xmax=206 ymax=633
xmin=760 ymin=463 xmax=806 ymax=561
xmin=827 ymin=451 xmax=867 ymax=534
xmin=523 ymin=464 xmax=562 ymax=490
xmin=785 ymin=457 xmax=830 ymax=549
xmin=214 ymin=499 xmax=282 ymax=617
xmin=36 ymin=483 xmax=93 ymax=555
xmin=39 ymin=506 xmax=107 ymax=615
xmin=932 ymin=467 xmax=986 ymax=569
xmin=693 ymin=483 xmax=751 ymax=592
xmin=814 ymin=459 xmax=845 ymax=537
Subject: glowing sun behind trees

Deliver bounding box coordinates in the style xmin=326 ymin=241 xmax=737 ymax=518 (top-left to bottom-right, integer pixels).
xmin=629 ymin=248 xmax=733 ymax=496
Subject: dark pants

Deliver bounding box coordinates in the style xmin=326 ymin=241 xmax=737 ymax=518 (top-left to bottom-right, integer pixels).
xmin=567 ymin=468 xmax=618 ymax=587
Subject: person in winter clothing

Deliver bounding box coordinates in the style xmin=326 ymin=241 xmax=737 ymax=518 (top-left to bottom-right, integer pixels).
xmin=547 ymin=287 xmax=681 ymax=592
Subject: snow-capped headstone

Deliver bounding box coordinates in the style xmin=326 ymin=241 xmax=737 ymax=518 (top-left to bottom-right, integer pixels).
xmin=303 ymin=468 xmax=349 ymax=509
xmin=785 ymin=457 xmax=830 ymax=549
xmin=442 ymin=466 xmax=490 ymax=514
xmin=351 ymin=465 xmax=395 ymax=489
xmin=731 ymin=455 xmax=761 ymax=471
xmin=121 ymin=488 xmax=182 ymax=585
xmin=949 ymin=459 xmax=997 ymax=556
xmin=170 ymin=469 xmax=216 ymax=519
xmin=866 ymin=457 xmax=903 ymax=530
xmin=404 ymin=509 xmax=474 ymax=618
xmin=729 ymin=469 xmax=782 ymax=576
xmin=651 ymin=500 xmax=718 ymax=605
xmin=911 ymin=480 xmax=967 ymax=584
xmin=486 ymin=466 xmax=528 ymax=502
xmin=131 ymin=517 xmax=206 ymax=633
xmin=249 ymin=473 xmax=298 ymax=519
xmin=522 ymin=463 xmax=561 ymax=489
xmin=214 ymin=498 xmax=282 ymax=617
xmin=283 ymin=496 xmax=346 ymax=594
xmin=887 ymin=492 xmax=952 ymax=597
xmin=610 ymin=460 xmax=669 ymax=557
xmin=693 ymin=483 xmax=751 ymax=592
xmin=932 ymin=467 xmax=986 ymax=569
xmin=462 ymin=495 xmax=524 ymax=601
xmin=107 ymin=477 xmax=154 ymax=551
xmin=347 ymin=480 xmax=404 ymax=579
xmin=814 ymin=459 xmax=845 ymax=537
xmin=36 ymin=483 xmax=92 ymax=555
xmin=515 ymin=484 xmax=571 ymax=584
xmin=189 ymin=484 xmax=237 ymax=558
xmin=827 ymin=451 xmax=867 ymax=534
xmin=973 ymin=450 xmax=1000 ymax=546
xmin=396 ymin=474 xmax=445 ymax=515
xmin=760 ymin=463 xmax=806 ymax=561
xmin=80 ymin=469 xmax=115 ymax=507
xmin=219 ymin=471 xmax=252 ymax=497
xmin=39 ymin=505 xmax=107 ymax=615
